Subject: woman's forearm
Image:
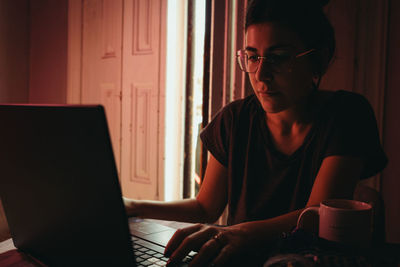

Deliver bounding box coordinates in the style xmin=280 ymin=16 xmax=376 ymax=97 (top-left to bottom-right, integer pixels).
xmin=125 ymin=198 xmax=215 ymax=223
xmin=233 ymin=209 xmax=304 ymax=249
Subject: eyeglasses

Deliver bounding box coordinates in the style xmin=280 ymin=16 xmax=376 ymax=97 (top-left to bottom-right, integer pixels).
xmin=236 ymin=48 xmax=316 ymax=73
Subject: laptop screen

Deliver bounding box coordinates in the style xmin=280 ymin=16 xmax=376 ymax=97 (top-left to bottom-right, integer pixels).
xmin=0 ymin=104 xmax=136 ymax=266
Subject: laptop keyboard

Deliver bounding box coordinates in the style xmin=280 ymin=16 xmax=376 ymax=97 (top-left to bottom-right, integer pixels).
xmin=132 ymin=236 xmax=195 ymax=267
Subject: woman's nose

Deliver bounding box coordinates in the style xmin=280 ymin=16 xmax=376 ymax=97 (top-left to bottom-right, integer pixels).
xmin=255 ymin=58 xmax=274 ymax=82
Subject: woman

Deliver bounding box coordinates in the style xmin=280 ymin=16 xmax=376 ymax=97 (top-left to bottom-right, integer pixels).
xmin=124 ymin=0 xmax=387 ymax=265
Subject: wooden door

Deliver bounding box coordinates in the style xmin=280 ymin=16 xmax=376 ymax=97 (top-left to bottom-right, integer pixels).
xmin=68 ymin=0 xmax=166 ymax=200
xmin=121 ymin=0 xmax=166 ymax=200
xmin=80 ymin=0 xmax=123 ymax=172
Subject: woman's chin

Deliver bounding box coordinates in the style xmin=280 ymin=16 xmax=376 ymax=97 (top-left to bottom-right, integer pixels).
xmin=258 ymin=99 xmax=287 ymax=114
xmin=263 ymin=106 xmax=286 ymax=114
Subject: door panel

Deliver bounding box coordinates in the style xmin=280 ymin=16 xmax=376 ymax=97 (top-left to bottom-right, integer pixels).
xmin=70 ymin=0 xmax=166 ymax=199
xmin=81 ymin=0 xmax=123 ymax=172
xmin=121 ymin=0 xmax=166 ymax=199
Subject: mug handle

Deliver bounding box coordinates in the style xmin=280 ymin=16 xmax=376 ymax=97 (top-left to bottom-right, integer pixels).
xmin=297 ymin=206 xmax=319 ymax=234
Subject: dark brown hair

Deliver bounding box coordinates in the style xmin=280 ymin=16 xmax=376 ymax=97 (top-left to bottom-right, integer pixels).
xmin=246 ymin=0 xmax=335 ymax=77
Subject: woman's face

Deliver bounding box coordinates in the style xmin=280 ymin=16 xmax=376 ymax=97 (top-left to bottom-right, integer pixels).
xmin=245 ymin=22 xmax=315 ymax=113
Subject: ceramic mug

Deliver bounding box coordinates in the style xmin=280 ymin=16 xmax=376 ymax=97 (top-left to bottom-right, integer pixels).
xmin=297 ymin=199 xmax=373 ymax=246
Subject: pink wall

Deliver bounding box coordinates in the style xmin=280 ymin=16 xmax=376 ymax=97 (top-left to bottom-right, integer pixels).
xmin=382 ymin=0 xmax=400 ymax=244
xmin=0 ymin=0 xmax=29 ymax=103
xmin=29 ymin=0 xmax=68 ymax=104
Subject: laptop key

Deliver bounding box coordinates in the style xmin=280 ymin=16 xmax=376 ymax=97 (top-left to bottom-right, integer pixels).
xmin=136 ymin=257 xmax=146 ymax=263
xmin=147 ymin=250 xmax=157 ymax=255
xmin=141 ymin=260 xmax=153 ymax=266
xmin=138 ymin=247 xmax=150 ymax=252
xmin=135 ymin=251 xmax=144 ymax=256
xmin=148 ymin=257 xmax=158 ymax=263
xmin=155 ymin=260 xmax=167 ymax=266
xmin=182 ymin=256 xmax=192 ymax=263
xmin=188 ymin=251 xmax=197 ymax=257
xmin=154 ymin=253 xmax=164 ymax=258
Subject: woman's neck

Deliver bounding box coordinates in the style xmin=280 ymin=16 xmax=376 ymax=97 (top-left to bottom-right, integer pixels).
xmin=264 ymin=93 xmax=317 ymax=155
xmin=265 ymin=97 xmax=313 ymax=136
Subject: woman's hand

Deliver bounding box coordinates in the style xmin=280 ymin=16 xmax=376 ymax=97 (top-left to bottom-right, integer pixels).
xmin=122 ymin=197 xmax=141 ymax=217
xmin=164 ymin=223 xmax=253 ymax=267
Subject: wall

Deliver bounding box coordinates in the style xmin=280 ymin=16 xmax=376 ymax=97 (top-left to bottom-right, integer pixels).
xmin=321 ymin=0 xmax=399 ymax=243
xmin=382 ymin=0 xmax=400 ymax=244
xmin=29 ymin=0 xmax=68 ymax=103
xmin=0 ymin=0 xmax=67 ymax=104
xmin=0 ymin=0 xmax=29 ymax=103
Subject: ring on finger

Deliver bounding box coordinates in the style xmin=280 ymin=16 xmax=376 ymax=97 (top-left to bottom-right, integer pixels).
xmin=212 ymin=233 xmax=224 ymax=246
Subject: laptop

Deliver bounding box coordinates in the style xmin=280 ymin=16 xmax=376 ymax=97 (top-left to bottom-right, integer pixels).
xmin=0 ymin=104 xmax=192 ymax=266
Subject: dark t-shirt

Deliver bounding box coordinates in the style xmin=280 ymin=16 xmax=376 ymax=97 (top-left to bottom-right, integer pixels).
xmin=200 ymin=90 xmax=387 ymax=225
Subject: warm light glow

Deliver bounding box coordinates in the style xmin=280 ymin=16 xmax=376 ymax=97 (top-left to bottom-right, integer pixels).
xmin=164 ymin=0 xmax=187 ymax=201
xmin=164 ymin=0 xmax=206 ymax=200
xmin=189 ymin=0 xmax=206 ymax=196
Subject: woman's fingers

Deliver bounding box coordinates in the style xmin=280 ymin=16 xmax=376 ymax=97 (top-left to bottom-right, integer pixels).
xmin=166 ymin=225 xmax=221 ymax=266
xmin=164 ymin=224 xmax=202 ymax=257
xmin=211 ymin=244 xmax=234 ymax=267
xmin=164 ymin=224 xmax=251 ymax=266
xmin=188 ymin=234 xmax=225 ymax=267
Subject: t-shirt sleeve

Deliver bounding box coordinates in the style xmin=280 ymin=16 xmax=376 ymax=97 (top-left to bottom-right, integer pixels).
xmin=200 ymin=105 xmax=233 ymax=167
xmin=324 ymin=92 xmax=388 ymax=179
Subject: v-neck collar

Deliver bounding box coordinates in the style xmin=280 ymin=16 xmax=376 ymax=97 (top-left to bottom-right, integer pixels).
xmin=254 ymin=91 xmax=322 ymax=161
xmin=258 ymin=112 xmax=316 ymax=161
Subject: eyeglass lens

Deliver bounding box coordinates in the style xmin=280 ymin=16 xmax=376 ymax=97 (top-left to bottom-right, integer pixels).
xmin=237 ymin=51 xmax=292 ymax=73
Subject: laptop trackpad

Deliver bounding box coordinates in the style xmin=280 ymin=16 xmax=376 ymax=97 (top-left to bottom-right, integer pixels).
xmin=129 ymin=218 xmax=178 ymax=247
xmin=138 ymin=230 xmax=176 ymax=247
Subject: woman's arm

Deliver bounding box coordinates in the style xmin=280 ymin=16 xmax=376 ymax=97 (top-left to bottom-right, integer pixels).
xmin=306 ymin=155 xmax=363 ymax=206
xmin=165 ymin=155 xmax=364 ymax=266
xmin=124 ymin=154 xmax=228 ymax=223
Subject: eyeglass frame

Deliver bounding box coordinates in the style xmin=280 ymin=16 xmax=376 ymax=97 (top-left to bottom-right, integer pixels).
xmin=236 ymin=48 xmax=316 ymax=73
